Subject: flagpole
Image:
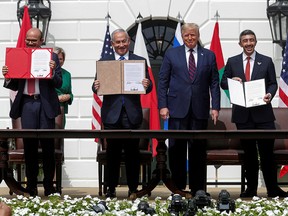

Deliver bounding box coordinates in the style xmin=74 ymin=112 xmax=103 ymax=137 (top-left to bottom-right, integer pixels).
xmin=106 ymin=0 xmax=110 ymax=21
xmin=167 ymin=0 xmax=172 ymax=17
xmin=105 ymin=12 xmax=111 ymax=27
xmin=137 ymin=12 xmax=143 ymax=22
xmin=176 ymin=12 xmax=182 ymax=23
xmin=214 ymin=10 xmax=220 ymax=22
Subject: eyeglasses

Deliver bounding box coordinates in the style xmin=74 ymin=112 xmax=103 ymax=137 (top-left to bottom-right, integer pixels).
xmin=25 ymin=39 xmax=38 ymax=44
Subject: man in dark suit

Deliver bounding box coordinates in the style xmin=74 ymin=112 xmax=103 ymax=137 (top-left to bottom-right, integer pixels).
xmin=2 ymin=28 xmax=62 ymax=196
xmin=158 ymin=23 xmax=220 ymax=196
xmin=92 ymin=28 xmax=152 ymax=198
xmin=221 ymin=29 xmax=288 ymax=197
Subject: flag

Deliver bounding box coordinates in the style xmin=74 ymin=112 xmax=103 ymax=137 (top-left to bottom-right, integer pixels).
xmin=278 ymin=35 xmax=288 ymax=177
xmin=92 ymin=25 xmax=114 ymax=141
xmin=11 ymin=5 xmax=31 ymax=135
xmin=16 ymin=5 xmax=31 ymax=48
xmin=13 ymin=5 xmax=31 ymax=103
xmin=173 ymin=22 xmax=183 ymax=48
xmin=278 ymin=35 xmax=288 ymax=107
xmin=209 ymin=21 xmax=229 ymax=99
xmin=279 ymin=165 xmax=288 ymax=178
xmin=134 ymin=22 xmax=161 ymax=157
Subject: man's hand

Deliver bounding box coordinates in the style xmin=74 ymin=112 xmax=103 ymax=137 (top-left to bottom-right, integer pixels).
xmin=160 ymin=108 xmax=169 ymax=120
xmin=142 ymin=78 xmax=150 ymax=90
xmin=2 ymin=66 xmax=8 ymax=77
xmin=2 ymin=66 xmax=10 ymax=82
xmin=232 ymin=77 xmax=242 ymax=83
xmin=0 ymin=202 xmax=11 ymax=216
xmin=264 ymin=93 xmax=272 ymax=103
xmin=93 ymin=80 xmax=100 ymax=90
xmin=211 ymin=109 xmax=219 ymax=125
xmin=49 ymin=60 xmax=56 ymax=70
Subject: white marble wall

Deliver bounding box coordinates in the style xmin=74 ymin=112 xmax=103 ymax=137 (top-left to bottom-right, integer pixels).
xmin=0 ymin=0 xmax=279 ymax=187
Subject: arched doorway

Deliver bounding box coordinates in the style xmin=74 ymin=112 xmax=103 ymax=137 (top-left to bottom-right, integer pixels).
xmin=127 ymin=17 xmax=182 ymax=89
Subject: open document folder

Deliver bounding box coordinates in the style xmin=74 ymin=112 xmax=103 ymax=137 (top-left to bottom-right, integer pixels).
xmin=227 ymin=78 xmax=266 ymax=108
xmin=96 ymin=60 xmax=146 ymax=95
xmin=5 ymin=48 xmax=52 ymax=79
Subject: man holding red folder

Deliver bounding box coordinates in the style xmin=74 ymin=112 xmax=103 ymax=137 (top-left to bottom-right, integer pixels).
xmin=2 ymin=28 xmax=62 ymax=196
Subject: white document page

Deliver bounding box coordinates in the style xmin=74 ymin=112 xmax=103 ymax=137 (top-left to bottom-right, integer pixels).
xmin=227 ymin=78 xmax=246 ymax=107
xmin=228 ymin=78 xmax=266 ymax=107
xmin=123 ymin=62 xmax=145 ymax=92
xmin=30 ymin=49 xmax=51 ymax=78
xmin=244 ymin=79 xmax=266 ymax=107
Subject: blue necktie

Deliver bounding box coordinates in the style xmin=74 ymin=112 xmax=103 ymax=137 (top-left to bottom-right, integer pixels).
xmin=119 ymin=56 xmax=125 ymax=105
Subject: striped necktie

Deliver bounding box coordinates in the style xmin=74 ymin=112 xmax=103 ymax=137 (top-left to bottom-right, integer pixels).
xmin=188 ymin=49 xmax=196 ymax=80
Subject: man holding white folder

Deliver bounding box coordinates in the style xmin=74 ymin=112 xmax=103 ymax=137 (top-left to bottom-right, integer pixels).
xmin=221 ymin=29 xmax=288 ymax=198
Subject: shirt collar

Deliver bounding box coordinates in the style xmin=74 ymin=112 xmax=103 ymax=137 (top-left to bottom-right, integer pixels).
xmin=243 ymin=51 xmax=256 ymax=61
xmin=185 ymin=45 xmax=198 ymax=54
xmin=115 ymin=52 xmax=129 ymax=60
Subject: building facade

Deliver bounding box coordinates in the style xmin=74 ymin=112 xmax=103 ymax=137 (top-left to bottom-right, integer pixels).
xmin=0 ymin=0 xmax=282 ymax=187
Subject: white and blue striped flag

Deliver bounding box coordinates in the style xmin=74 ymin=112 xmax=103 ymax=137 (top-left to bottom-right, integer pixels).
xmin=173 ymin=22 xmax=183 ymax=48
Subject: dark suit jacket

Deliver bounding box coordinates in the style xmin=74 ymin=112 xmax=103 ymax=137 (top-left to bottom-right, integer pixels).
xmin=4 ymin=52 xmax=62 ymax=119
xmin=221 ymin=52 xmax=277 ymax=123
xmin=158 ymin=45 xmax=220 ymax=119
xmin=92 ymin=52 xmax=152 ymax=125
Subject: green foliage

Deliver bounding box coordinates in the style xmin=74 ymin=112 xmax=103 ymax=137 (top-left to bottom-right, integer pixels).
xmin=1 ymin=194 xmax=288 ymax=215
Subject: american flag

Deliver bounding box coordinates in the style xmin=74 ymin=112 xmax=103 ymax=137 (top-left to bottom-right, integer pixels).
xmin=279 ymin=35 xmax=288 ymax=107
xmin=279 ymin=35 xmax=288 ymax=178
xmin=92 ymin=25 xmax=114 ymax=139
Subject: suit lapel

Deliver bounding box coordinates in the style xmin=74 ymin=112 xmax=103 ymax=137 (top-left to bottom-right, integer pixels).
xmin=235 ymin=54 xmax=246 ymax=81
xmin=251 ymin=53 xmax=262 ymax=80
xmin=196 ymin=47 xmax=204 ymax=80
xmin=178 ymin=46 xmax=191 ymax=81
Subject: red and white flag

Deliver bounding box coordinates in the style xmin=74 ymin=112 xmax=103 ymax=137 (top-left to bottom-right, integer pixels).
xmin=133 ymin=22 xmax=160 ymax=156
xmin=92 ymin=25 xmax=113 ymax=142
xmin=17 ymin=5 xmax=31 ymax=48
xmin=10 ymin=5 xmax=32 ymax=103
xmin=279 ymin=34 xmax=288 ymax=177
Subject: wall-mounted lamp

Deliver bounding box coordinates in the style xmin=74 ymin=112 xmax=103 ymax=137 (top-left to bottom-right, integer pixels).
xmin=17 ymin=0 xmax=51 ymax=45
xmin=267 ymin=0 xmax=288 ymax=53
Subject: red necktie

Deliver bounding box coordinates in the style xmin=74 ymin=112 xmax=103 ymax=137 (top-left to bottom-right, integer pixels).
xmin=245 ymin=57 xmax=250 ymax=81
xmin=27 ymin=79 xmax=35 ymax=95
xmin=189 ymin=49 xmax=196 ymax=80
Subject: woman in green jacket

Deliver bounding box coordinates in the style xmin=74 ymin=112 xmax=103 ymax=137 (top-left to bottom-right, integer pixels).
xmin=53 ymin=47 xmax=73 ymax=128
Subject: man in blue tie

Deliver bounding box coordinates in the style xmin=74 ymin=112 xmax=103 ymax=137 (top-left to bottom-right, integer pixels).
xmin=92 ymin=28 xmax=152 ymax=198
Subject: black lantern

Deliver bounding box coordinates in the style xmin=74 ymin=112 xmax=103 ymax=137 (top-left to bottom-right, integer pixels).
xmin=17 ymin=0 xmax=51 ymax=45
xmin=267 ymin=0 xmax=288 ymax=51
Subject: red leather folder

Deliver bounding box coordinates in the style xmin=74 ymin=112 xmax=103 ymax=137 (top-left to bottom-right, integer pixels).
xmin=5 ymin=48 xmax=52 ymax=79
